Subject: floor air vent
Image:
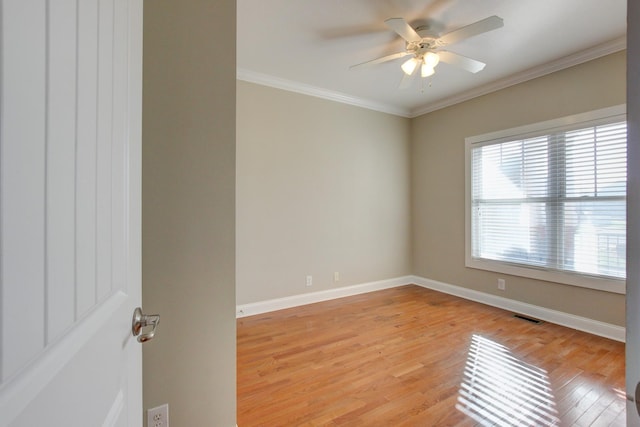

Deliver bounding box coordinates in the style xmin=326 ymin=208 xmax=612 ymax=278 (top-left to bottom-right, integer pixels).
xmin=513 ymin=314 xmax=543 ymax=324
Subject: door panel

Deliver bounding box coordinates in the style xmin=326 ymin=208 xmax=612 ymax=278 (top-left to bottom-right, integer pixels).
xmin=1 ymin=0 xmax=47 ymax=380
xmin=0 ymin=0 xmax=143 ymax=425
xmin=6 ymin=294 xmax=131 ymax=426
xmin=96 ymin=0 xmax=115 ymax=303
xmin=46 ymin=0 xmax=77 ymax=343
xmin=76 ymin=0 xmax=99 ymax=317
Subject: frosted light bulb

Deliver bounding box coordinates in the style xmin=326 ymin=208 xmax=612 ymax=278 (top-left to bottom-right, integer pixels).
xmin=401 ymin=57 xmax=418 ymax=75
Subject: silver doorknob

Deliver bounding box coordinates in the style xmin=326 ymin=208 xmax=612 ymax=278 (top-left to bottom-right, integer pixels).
xmin=131 ymin=307 xmax=160 ymax=343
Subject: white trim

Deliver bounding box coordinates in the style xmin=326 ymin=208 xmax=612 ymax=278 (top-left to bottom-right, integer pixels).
xmin=236 ymin=276 xmax=413 ymax=318
xmin=466 ymin=104 xmax=627 ymax=144
xmin=410 ymin=36 xmax=627 ymax=117
xmin=0 ymin=291 xmax=127 ymax=427
xmin=236 ymin=275 xmax=625 ymax=342
xmin=236 ymin=68 xmax=411 ymax=118
xmin=463 ymin=259 xmax=626 ymax=295
xmin=410 ymin=276 xmax=625 ymax=342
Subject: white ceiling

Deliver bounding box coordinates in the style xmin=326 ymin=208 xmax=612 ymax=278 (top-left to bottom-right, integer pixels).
xmin=237 ymin=0 xmax=627 ymax=118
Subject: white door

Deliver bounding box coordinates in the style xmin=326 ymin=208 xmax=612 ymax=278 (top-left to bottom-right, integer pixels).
xmin=0 ymin=0 xmax=143 ymax=426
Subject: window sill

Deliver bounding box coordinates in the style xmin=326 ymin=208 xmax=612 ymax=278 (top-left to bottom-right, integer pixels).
xmin=465 ymin=256 xmax=626 ymax=294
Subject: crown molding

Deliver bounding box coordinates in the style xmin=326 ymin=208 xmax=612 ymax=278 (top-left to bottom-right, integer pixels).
xmin=409 ymin=36 xmax=627 ymax=117
xmin=238 ymin=36 xmax=626 ymax=119
xmin=236 ymin=68 xmax=411 ymax=117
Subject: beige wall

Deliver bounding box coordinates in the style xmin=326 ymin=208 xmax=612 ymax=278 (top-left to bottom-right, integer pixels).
xmin=411 ymin=51 xmax=627 ymax=326
xmin=236 ymin=81 xmax=412 ymax=304
xmin=142 ymin=1 xmax=236 ymax=426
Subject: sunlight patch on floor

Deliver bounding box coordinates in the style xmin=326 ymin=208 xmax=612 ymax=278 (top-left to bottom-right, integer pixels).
xmin=456 ymin=334 xmax=560 ymax=426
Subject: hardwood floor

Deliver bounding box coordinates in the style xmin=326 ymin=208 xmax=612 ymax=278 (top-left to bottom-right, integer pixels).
xmin=237 ymin=285 xmax=625 ymax=426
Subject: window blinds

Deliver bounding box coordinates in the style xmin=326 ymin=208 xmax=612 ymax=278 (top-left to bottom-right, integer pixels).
xmin=470 ymin=121 xmax=627 ymax=280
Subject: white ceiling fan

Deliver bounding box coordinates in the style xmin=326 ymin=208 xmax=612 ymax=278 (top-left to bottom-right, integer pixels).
xmin=351 ymin=15 xmax=504 ymax=88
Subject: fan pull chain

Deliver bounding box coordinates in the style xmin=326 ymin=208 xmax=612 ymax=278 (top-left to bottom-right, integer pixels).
xmin=420 ymin=76 xmax=434 ymax=94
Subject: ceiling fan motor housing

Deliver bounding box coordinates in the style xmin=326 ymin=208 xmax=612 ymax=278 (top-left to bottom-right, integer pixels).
xmin=407 ymin=26 xmax=442 ymax=55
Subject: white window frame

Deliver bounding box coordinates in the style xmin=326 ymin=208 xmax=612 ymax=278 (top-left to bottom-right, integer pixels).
xmin=465 ymin=105 xmax=627 ymax=294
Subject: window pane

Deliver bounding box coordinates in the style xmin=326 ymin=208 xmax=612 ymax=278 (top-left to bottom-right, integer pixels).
xmin=472 ymin=201 xmax=547 ymax=268
xmin=565 ymin=122 xmax=626 ymax=198
xmin=562 ymin=199 xmax=626 ymax=278
xmin=470 ymin=120 xmax=626 ymax=281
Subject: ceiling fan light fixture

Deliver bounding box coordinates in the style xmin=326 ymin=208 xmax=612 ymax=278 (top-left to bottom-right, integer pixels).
xmin=401 ymin=57 xmax=418 ymax=75
xmin=421 ymin=63 xmax=435 ymax=77
xmin=424 ymin=52 xmax=440 ymax=68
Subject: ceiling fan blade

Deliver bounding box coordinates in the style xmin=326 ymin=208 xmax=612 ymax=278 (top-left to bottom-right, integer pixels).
xmin=437 ymin=51 xmax=486 ymax=73
xmin=437 ymin=15 xmax=503 ymax=46
xmin=349 ymin=51 xmax=410 ymax=70
xmin=384 ymin=18 xmax=422 ymax=43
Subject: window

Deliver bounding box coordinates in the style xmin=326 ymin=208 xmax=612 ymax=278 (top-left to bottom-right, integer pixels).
xmin=465 ymin=106 xmax=626 ymax=294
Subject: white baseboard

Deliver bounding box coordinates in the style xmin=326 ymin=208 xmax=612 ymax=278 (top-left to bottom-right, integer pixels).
xmin=236 ymin=275 xmax=625 ymax=342
xmin=409 ymin=275 xmax=625 ymax=342
xmin=236 ymin=276 xmax=413 ymax=318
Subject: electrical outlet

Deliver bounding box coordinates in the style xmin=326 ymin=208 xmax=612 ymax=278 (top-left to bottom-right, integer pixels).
xmin=306 ymin=275 xmax=313 ymax=287
xmin=333 ymin=272 xmax=340 ymax=282
xmin=147 ymin=404 xmax=169 ymax=427
xmin=498 ymin=278 xmax=506 ymax=291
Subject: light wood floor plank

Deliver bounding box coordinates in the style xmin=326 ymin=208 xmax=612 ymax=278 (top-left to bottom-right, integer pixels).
xmin=237 ymin=285 xmax=625 ymax=426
